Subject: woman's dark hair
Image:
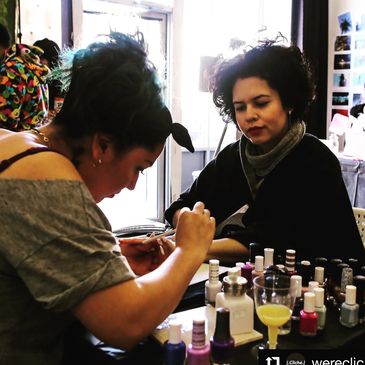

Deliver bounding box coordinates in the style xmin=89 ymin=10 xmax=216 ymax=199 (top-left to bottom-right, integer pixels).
xmin=0 ymin=23 xmax=11 ymax=48
xmin=211 ymin=42 xmax=315 ymax=127
xmin=33 ymin=38 xmax=60 ymax=68
xmin=52 ymin=32 xmax=193 ymax=157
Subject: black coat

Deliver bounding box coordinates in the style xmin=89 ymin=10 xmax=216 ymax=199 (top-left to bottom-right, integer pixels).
xmin=165 ymin=134 xmax=365 ymax=263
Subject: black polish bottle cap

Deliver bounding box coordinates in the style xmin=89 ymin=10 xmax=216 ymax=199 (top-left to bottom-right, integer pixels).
xmin=213 ymin=307 xmax=232 ymax=341
xmin=348 ymin=258 xmax=360 ymax=274
xmin=249 ymin=242 xmax=263 ymax=263
xmin=315 ymin=257 xmax=328 ymax=269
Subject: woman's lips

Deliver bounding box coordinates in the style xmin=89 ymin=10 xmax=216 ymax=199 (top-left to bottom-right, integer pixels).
xmin=247 ymin=126 xmax=263 ymax=136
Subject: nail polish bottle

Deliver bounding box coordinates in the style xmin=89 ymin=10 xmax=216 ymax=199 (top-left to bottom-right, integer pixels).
xmin=186 ymin=318 xmax=210 ymax=365
xmin=285 ymin=249 xmax=297 ymax=275
xmin=240 ymin=263 xmax=253 ymax=297
xmin=205 ymin=259 xmax=223 ymax=306
xmin=335 ymin=263 xmax=350 ymax=305
xmin=252 ymin=255 xmax=264 ymax=280
xmin=353 ymin=275 xmax=365 ymax=323
xmin=298 ymin=260 xmax=312 ymax=288
xmin=210 ymin=307 xmax=234 ymax=365
xmin=299 ymin=292 xmax=318 ymax=337
xmin=308 ymin=281 xmax=319 ymax=293
xmin=314 ymin=287 xmax=326 ymax=331
xmin=327 ymin=258 xmax=342 ymax=305
xmin=215 ymin=269 xmax=254 ymax=335
xmin=291 ymin=275 xmax=303 ymax=321
xmin=249 ymin=242 xmax=262 ymax=266
xmin=339 ymin=285 xmax=359 ymax=328
xmin=163 ymin=321 xmax=186 ymax=365
xmin=264 ymin=248 xmax=274 ymax=269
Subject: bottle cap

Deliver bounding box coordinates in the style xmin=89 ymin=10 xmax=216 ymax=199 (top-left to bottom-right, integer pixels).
xmin=254 ymin=255 xmax=264 ymax=272
xmin=264 ymin=248 xmax=274 ymax=268
xmin=308 ymin=281 xmax=319 ymax=292
xmin=209 ymin=259 xmax=220 ymax=283
xmin=285 ymin=249 xmax=296 ymax=272
xmin=314 ymin=287 xmax=325 ymax=307
xmin=314 ymin=266 xmax=324 ymax=284
xmin=241 ymin=263 xmax=253 ymax=288
xmin=340 ymin=267 xmax=353 ymax=293
xmin=291 ymin=275 xmax=302 ymax=297
xmin=191 ymin=318 xmax=206 ymax=348
xmin=335 ymin=263 xmax=349 ymax=284
xmin=314 ymin=257 xmax=328 ymax=269
xmin=348 ymin=258 xmax=360 ymax=274
xmin=235 ymin=262 xmax=245 ymax=268
xmin=353 ymin=275 xmax=365 ymax=301
xmin=228 ymin=266 xmax=241 ymax=278
xmin=299 ymin=260 xmax=312 ymax=286
xmin=213 ymin=307 xmax=232 ymax=341
xmin=345 ymin=285 xmax=357 ymax=305
xmin=168 ymin=321 xmax=183 ymax=344
xmin=223 ymin=274 xmax=247 ymax=296
xmin=304 ymin=292 xmax=315 ymax=312
xmin=249 ymin=242 xmax=262 ymax=263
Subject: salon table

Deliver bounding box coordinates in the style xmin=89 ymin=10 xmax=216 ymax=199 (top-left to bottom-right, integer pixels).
xmin=62 ymin=278 xmax=365 ymax=365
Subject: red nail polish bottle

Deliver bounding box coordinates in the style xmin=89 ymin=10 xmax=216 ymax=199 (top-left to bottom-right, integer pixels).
xmin=299 ymin=292 xmax=318 ymax=336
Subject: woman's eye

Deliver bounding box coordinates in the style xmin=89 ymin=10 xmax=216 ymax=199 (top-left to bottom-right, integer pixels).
xmin=234 ymin=104 xmax=245 ymax=112
xmin=256 ymin=101 xmax=269 ymax=108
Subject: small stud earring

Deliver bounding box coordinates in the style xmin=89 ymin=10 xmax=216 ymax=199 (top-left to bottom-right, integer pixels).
xmin=92 ymin=159 xmax=102 ymax=168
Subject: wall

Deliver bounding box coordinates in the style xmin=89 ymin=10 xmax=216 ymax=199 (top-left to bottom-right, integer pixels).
xmin=327 ymin=0 xmax=365 ymax=135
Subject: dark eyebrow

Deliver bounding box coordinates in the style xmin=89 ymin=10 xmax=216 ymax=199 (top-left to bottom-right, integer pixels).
xmin=233 ymin=94 xmax=271 ymax=104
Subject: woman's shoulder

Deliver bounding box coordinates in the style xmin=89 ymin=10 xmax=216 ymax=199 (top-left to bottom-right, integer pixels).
xmin=0 ymin=132 xmax=81 ymax=180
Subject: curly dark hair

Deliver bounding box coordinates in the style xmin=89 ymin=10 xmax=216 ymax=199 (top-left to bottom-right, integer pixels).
xmin=211 ymin=42 xmax=315 ymax=127
xmin=52 ymin=32 xmax=193 ymax=157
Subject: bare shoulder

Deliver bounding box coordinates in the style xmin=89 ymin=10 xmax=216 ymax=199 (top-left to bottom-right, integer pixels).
xmin=1 ymin=149 xmax=82 ymax=180
xmin=29 ymin=151 xmax=82 ymax=180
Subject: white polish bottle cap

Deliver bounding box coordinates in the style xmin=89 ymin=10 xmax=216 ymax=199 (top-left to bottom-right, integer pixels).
xmin=345 ymin=285 xmax=357 ymax=305
xmin=304 ymin=292 xmax=315 ymax=313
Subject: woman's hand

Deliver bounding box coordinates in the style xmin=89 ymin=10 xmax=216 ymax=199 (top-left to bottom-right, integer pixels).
xmin=119 ymin=236 xmax=175 ymax=275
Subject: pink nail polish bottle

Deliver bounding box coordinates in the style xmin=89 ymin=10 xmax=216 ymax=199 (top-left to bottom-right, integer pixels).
xmin=299 ymin=292 xmax=318 ymax=336
xmin=186 ymin=318 xmax=210 ymax=365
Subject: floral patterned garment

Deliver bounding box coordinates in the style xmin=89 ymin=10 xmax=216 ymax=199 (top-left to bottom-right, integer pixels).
xmin=0 ymin=44 xmax=50 ymax=131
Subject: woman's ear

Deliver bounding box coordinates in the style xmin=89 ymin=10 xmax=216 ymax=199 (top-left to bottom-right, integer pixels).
xmin=91 ymin=133 xmax=114 ymax=163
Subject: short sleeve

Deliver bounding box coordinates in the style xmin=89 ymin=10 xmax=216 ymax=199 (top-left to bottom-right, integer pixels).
xmin=18 ymin=232 xmax=135 ymax=312
xmin=0 ymin=180 xmax=136 ymax=312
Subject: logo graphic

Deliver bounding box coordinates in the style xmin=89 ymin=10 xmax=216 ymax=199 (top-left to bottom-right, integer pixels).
xmin=286 ymin=352 xmax=306 ymax=365
xmin=266 ymin=356 xmax=281 ymax=365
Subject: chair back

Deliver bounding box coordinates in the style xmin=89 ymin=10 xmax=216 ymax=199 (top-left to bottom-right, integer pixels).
xmin=353 ymin=207 xmax=365 ymax=249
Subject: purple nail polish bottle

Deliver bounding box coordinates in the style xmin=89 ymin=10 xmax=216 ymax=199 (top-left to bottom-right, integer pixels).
xmin=163 ymin=321 xmax=186 ymax=365
xmin=186 ymin=318 xmax=210 ymax=365
xmin=210 ymin=307 xmax=235 ymax=365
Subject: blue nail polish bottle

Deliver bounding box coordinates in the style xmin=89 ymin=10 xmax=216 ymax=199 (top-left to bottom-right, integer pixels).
xmin=163 ymin=321 xmax=186 ymax=365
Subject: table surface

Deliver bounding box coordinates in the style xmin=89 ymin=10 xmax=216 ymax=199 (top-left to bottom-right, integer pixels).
xmin=62 ymin=280 xmax=365 ymax=365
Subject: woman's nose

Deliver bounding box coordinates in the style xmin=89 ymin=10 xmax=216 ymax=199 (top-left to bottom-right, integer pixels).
xmin=127 ymin=174 xmax=138 ymax=191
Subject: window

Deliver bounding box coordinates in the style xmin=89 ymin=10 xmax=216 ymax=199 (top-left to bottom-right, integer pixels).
xmin=76 ymin=0 xmax=171 ymax=230
xmin=178 ymin=0 xmax=292 ymax=191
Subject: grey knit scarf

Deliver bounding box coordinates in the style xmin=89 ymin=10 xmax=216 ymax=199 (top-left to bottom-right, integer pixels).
xmin=240 ymin=121 xmax=306 ymax=198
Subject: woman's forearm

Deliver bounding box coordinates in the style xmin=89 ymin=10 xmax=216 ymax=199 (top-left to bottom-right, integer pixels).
xmin=206 ymin=238 xmax=249 ymax=264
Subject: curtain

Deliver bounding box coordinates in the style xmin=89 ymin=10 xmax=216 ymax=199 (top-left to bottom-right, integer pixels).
xmin=291 ymin=0 xmax=329 ymax=138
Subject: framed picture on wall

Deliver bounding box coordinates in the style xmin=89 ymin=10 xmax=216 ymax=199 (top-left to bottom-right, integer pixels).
xmin=338 ymin=12 xmax=352 ymax=34
xmin=334 ymin=54 xmax=351 ymax=69
xmin=335 ymin=35 xmax=351 ymax=51
xmin=333 ymin=72 xmax=348 ymax=87
xmin=332 ymin=92 xmax=349 ymax=106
